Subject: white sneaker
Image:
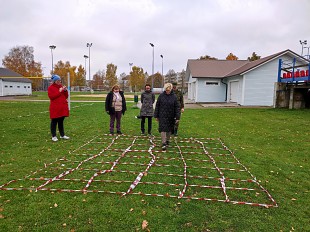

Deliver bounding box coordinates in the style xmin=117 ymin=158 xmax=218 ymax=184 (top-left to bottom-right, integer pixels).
xmin=60 ymin=135 xmax=70 ymax=139
xmin=52 ymin=137 xmax=58 ymax=142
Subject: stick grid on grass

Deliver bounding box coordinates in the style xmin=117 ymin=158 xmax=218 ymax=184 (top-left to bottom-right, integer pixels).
xmin=0 ymin=134 xmax=277 ymax=208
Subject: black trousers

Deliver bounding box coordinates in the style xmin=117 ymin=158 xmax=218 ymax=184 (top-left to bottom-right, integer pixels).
xmin=51 ymin=117 xmax=65 ymax=137
xmin=141 ymin=116 xmax=152 ymax=133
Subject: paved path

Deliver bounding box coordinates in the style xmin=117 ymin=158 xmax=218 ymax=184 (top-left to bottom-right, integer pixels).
xmin=0 ymin=95 xmax=243 ymax=108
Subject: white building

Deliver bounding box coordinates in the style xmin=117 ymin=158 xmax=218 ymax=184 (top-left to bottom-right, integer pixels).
xmin=0 ymin=68 xmax=32 ymax=96
xmin=185 ymin=49 xmax=309 ymax=106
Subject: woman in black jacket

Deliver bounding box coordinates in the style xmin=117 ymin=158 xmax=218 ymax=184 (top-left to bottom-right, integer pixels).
xmin=105 ymin=85 xmax=127 ymax=134
xmin=154 ymin=83 xmax=180 ymax=150
xmin=139 ymin=84 xmax=155 ymax=135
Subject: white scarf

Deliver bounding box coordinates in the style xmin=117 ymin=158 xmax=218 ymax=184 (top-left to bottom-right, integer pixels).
xmin=114 ymin=92 xmax=121 ymax=101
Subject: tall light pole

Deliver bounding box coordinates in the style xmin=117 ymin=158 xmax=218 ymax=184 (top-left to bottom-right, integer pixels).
xmin=300 ymin=40 xmax=307 ymax=57
xmin=49 ymin=45 xmax=56 ymax=74
xmin=84 ymin=55 xmax=88 ymax=81
xmin=160 ymin=54 xmax=164 ymax=87
xmin=149 ymin=43 xmax=154 ymax=89
xmin=129 ymin=63 xmax=133 ymax=92
xmin=87 ymin=43 xmax=92 ymax=85
xmin=129 ymin=63 xmax=133 ymax=74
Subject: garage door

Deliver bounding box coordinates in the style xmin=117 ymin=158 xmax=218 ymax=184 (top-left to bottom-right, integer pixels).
xmin=229 ymin=81 xmax=239 ymax=102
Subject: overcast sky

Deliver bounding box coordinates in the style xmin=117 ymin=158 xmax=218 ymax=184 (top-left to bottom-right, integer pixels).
xmin=1 ymin=0 xmax=309 ymax=78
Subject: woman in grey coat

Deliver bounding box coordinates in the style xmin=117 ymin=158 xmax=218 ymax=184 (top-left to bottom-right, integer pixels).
xmin=140 ymin=84 xmax=155 ymax=135
xmin=154 ymin=83 xmax=180 ymax=150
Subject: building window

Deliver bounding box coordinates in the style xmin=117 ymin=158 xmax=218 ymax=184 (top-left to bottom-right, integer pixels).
xmin=17 ymin=86 xmax=20 ymax=88
xmin=24 ymin=86 xmax=27 ymax=88
xmin=10 ymin=86 xmax=13 ymax=88
xmin=28 ymin=86 xmax=30 ymax=88
xmin=206 ymin=82 xmax=219 ymax=86
xmin=5 ymin=85 xmax=8 ymax=88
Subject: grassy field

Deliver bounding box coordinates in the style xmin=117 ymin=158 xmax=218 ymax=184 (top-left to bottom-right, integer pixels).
xmin=0 ymin=99 xmax=309 ymax=231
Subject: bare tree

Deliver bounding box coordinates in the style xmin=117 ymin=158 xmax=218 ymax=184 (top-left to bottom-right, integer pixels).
xmin=165 ymin=69 xmax=177 ymax=83
xmin=93 ymin=69 xmax=105 ymax=90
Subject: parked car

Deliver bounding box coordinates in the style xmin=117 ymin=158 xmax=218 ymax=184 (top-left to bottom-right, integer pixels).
xmin=81 ymin=87 xmax=92 ymax=91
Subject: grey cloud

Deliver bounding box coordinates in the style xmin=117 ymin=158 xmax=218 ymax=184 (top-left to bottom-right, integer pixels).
xmin=1 ymin=0 xmax=310 ymax=77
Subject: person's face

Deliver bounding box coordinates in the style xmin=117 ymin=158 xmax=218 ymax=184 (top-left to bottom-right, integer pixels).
xmin=55 ymin=80 xmax=62 ymax=85
xmin=173 ymin=85 xmax=177 ymax=90
xmin=145 ymin=86 xmax=151 ymax=91
xmin=113 ymin=88 xmax=119 ymax=93
xmin=165 ymin=88 xmax=171 ymax=94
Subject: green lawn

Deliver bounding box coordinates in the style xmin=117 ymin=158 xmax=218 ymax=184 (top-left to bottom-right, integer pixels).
xmin=0 ymin=100 xmax=309 ymax=231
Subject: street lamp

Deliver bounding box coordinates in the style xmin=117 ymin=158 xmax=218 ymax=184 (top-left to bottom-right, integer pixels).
xmin=149 ymin=43 xmax=154 ymax=89
xmin=129 ymin=63 xmax=133 ymax=73
xmin=299 ymin=40 xmax=307 ymax=56
xmin=160 ymin=54 xmax=164 ymax=87
xmin=129 ymin=63 xmax=133 ymax=92
xmin=129 ymin=62 xmax=133 ymax=91
xmin=86 ymin=43 xmax=92 ymax=84
xmin=49 ymin=45 xmax=56 ymax=74
xmin=84 ymin=55 xmax=88 ymax=80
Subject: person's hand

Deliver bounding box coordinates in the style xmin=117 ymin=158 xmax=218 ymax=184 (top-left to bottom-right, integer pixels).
xmin=175 ymin=120 xmax=180 ymax=124
xmin=181 ymin=108 xmax=184 ymax=113
xmin=59 ymin=86 xmax=67 ymax=92
xmin=155 ymin=118 xmax=159 ymax=122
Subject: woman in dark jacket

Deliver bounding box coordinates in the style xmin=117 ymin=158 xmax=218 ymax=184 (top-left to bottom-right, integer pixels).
xmin=139 ymin=84 xmax=155 ymax=135
xmin=105 ymin=85 xmax=127 ymax=134
xmin=48 ymin=74 xmax=70 ymax=142
xmin=154 ymin=83 xmax=180 ymax=150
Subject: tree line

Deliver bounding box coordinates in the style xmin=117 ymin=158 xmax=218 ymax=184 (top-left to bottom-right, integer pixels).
xmin=1 ymin=45 xmax=261 ymax=91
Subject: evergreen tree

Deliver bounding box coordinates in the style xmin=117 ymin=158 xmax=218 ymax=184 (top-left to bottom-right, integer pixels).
xmin=247 ymin=52 xmax=261 ymax=61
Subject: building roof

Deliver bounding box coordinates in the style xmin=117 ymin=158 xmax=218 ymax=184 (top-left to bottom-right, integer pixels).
xmin=0 ymin=68 xmax=32 ymax=83
xmin=187 ymin=59 xmax=248 ymax=78
xmin=225 ymin=50 xmax=287 ymax=77
xmin=186 ymin=49 xmax=309 ymax=79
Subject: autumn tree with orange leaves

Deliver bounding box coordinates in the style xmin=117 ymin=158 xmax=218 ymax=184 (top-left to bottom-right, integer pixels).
xmin=130 ymin=66 xmax=145 ymax=92
xmin=53 ymin=61 xmax=77 ymax=87
xmin=105 ymin=63 xmax=118 ymax=90
xmin=73 ymin=65 xmax=86 ymax=87
xmin=2 ymin=45 xmax=43 ymax=90
xmin=226 ymin=53 xmax=238 ymax=60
